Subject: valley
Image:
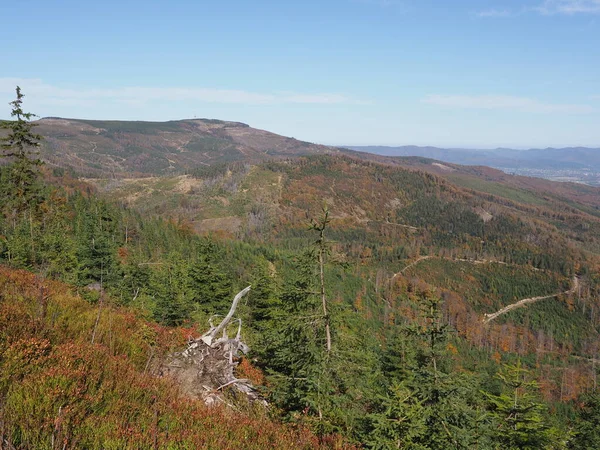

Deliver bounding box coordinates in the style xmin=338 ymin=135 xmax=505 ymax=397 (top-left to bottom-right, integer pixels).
xmin=4 ymin=1 xmax=600 ymax=447
xmin=2 ymin=116 xmax=600 ymax=448
xmin=348 ymin=145 xmax=600 ymax=186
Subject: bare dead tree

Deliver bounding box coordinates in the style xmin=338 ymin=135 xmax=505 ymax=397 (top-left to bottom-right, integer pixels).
xmin=201 ymin=286 xmax=251 ymax=346
xmin=310 ymin=208 xmax=332 ymax=353
xmin=160 ymin=286 xmax=266 ymax=407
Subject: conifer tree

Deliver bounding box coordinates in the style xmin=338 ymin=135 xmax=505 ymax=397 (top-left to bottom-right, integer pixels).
xmin=0 ymin=86 xmax=44 ymax=216
xmin=309 ymin=207 xmax=332 ymax=353
xmin=485 ymin=360 xmax=558 ymax=449
xmin=569 ymin=390 xmax=600 ymax=449
xmin=248 ymin=258 xmax=281 ymax=326
xmin=371 ymin=290 xmax=488 ymax=449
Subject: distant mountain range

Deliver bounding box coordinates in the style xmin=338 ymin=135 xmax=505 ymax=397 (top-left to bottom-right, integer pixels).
xmin=31 ymin=118 xmax=600 ymax=181
xmin=11 ymin=116 xmax=596 ymax=189
xmin=345 ymin=145 xmax=600 ymax=171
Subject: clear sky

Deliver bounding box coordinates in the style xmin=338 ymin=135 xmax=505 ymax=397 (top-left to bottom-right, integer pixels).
xmin=1 ymin=0 xmax=599 ymax=148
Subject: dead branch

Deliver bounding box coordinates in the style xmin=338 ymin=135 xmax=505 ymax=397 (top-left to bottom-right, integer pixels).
xmin=201 ymin=286 xmax=251 ymax=346
xmin=159 ymin=285 xmax=267 ymax=407
xmin=216 ymin=378 xmax=250 ymax=391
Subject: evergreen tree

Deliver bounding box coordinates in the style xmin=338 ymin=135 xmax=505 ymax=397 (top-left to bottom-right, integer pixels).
xmin=371 ymin=290 xmax=488 ymax=449
xmin=151 ymin=260 xmax=193 ymax=326
xmin=569 ymin=390 xmax=600 ymax=449
xmin=74 ymin=200 xmax=120 ymax=287
xmin=309 ymin=207 xmax=332 ymax=353
xmin=247 ymin=257 xmax=281 ymax=327
xmin=485 ymin=360 xmax=558 ymax=449
xmin=187 ymin=256 xmax=231 ymax=312
xmin=0 ymin=86 xmax=44 ymax=216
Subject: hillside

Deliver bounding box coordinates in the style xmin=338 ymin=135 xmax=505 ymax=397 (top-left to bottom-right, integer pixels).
xmin=87 ymin=155 xmax=600 ymax=255
xmin=32 ymin=117 xmax=600 ymax=215
xmin=4 ymin=116 xmax=600 ymax=447
xmin=35 ymin=117 xmax=342 ymax=176
xmin=0 ymin=267 xmax=349 ymax=449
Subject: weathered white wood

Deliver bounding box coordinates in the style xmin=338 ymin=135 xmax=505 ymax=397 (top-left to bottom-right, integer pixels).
xmin=201 ymin=286 xmax=251 ymax=346
xmin=161 ymin=285 xmax=266 ymax=407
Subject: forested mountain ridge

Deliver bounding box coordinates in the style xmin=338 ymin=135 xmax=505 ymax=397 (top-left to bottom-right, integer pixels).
xmin=89 ymin=155 xmax=600 ymax=258
xmin=3 ymin=108 xmax=600 ymax=448
xmin=83 ymin=155 xmax=600 ymax=401
xmin=32 ymin=117 xmax=341 ymax=176
xmin=30 ymin=117 xmax=600 ymax=215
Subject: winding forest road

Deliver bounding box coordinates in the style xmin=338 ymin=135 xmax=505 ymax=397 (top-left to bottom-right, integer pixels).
xmin=390 ymin=256 xmax=578 ymax=326
xmin=482 ymin=276 xmax=579 ymax=325
xmin=392 ymin=255 xmax=540 ymax=280
xmin=391 ymin=256 xmax=433 ymax=279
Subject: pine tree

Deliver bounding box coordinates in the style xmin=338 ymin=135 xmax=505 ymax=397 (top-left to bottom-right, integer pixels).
xmin=0 ymin=86 xmax=44 ymax=216
xmin=485 ymin=360 xmax=558 ymax=449
xmin=569 ymin=390 xmax=600 ymax=449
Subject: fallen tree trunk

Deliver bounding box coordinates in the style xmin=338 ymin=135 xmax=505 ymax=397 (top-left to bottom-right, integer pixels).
xmin=159 ymin=286 xmax=266 ymax=407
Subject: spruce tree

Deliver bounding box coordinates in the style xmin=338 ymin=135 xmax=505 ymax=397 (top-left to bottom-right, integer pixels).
xmin=0 ymin=86 xmax=43 ymax=216
xmin=485 ymin=361 xmax=558 ymax=449
xmin=371 ymin=290 xmax=488 ymax=449
xmin=309 ymin=207 xmax=332 ymax=353
xmin=569 ymin=390 xmax=600 ymax=449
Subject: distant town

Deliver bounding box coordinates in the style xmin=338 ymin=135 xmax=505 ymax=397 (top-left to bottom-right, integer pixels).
xmin=498 ymin=167 xmax=600 ymax=186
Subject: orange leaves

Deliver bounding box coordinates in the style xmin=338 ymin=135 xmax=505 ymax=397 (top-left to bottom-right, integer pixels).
xmin=237 ymin=358 xmax=266 ymax=386
xmin=0 ymin=337 xmax=52 ymax=388
xmin=492 ymin=351 xmax=502 ymax=364
xmin=117 ymin=246 xmax=129 ymax=263
xmin=8 ymin=337 xmax=52 ymax=362
xmin=446 ymin=343 xmax=459 ymax=355
xmin=0 ymin=264 xmax=351 ymax=448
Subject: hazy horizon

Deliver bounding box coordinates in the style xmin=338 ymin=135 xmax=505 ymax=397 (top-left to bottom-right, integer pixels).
xmin=2 ymin=0 xmax=599 ymax=148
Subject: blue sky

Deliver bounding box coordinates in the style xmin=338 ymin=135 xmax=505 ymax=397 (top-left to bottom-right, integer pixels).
xmin=1 ymin=0 xmax=599 ymax=148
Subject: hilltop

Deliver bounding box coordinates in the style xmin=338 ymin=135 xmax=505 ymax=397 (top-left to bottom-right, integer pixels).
xmin=35 ymin=117 xmax=341 ymax=176
xmin=33 ymin=117 xmax=600 ymax=212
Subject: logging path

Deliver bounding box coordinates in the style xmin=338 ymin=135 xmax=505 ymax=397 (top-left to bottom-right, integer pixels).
xmin=390 ymin=256 xmax=577 ymax=325
xmin=391 ymin=256 xmax=433 ymax=278
xmin=482 ymin=276 xmax=579 ymax=324
xmin=391 ymin=255 xmax=541 ymax=280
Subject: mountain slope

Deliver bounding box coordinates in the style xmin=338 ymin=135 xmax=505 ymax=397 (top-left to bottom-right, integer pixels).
xmin=0 ymin=266 xmax=348 ymax=449
xmin=33 ymin=117 xmax=600 ymax=216
xmin=3 ymin=122 xmax=600 ymax=445
xmin=36 ymin=117 xmax=341 ymax=176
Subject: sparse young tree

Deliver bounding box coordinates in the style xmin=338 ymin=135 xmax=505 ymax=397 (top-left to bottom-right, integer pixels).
xmin=310 ymin=207 xmax=332 ymax=353
xmin=0 ymin=86 xmax=43 ymax=216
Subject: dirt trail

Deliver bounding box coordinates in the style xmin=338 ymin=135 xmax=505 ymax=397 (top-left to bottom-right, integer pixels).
xmin=392 ymin=256 xmax=540 ymax=280
xmin=391 ymin=256 xmax=433 ymax=279
xmin=483 ymin=276 xmax=579 ymax=324
xmin=390 ymin=256 xmax=578 ymax=325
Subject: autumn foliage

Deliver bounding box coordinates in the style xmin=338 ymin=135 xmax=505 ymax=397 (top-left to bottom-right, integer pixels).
xmin=0 ymin=266 xmax=352 ymax=449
